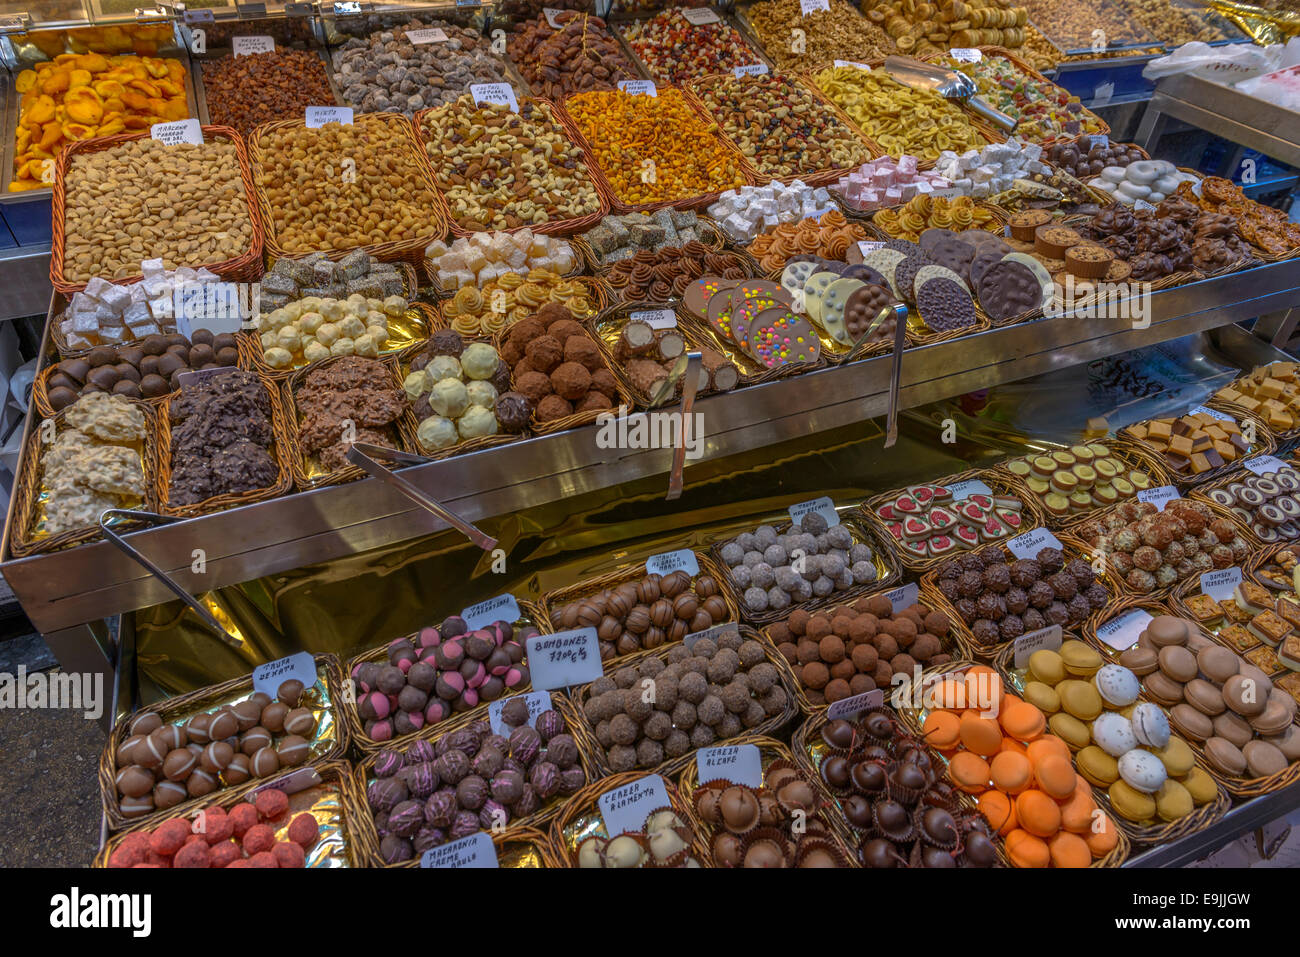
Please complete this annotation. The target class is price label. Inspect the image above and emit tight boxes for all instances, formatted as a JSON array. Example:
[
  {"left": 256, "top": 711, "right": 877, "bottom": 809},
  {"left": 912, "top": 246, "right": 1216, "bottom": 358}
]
[
  {"left": 333, "top": 0, "right": 361, "bottom": 13},
  {"left": 488, "top": 691, "right": 552, "bottom": 735},
  {"left": 252, "top": 652, "right": 316, "bottom": 698},
  {"left": 1097, "top": 608, "right": 1153, "bottom": 651},
  {"left": 1201, "top": 566, "right": 1242, "bottom": 602},
  {"left": 618, "top": 79, "right": 657, "bottom": 96},
  {"left": 599, "top": 774, "right": 668, "bottom": 835},
  {"left": 682, "top": 6, "right": 721, "bottom": 23},
  {"left": 461, "top": 593, "right": 521, "bottom": 631},
  {"left": 1133, "top": 199, "right": 1157, "bottom": 213},
  {"left": 646, "top": 548, "right": 699, "bottom": 577},
  {"left": 800, "top": 0, "right": 830, "bottom": 13},
  {"left": 826, "top": 688, "right": 884, "bottom": 720},
  {"left": 457, "top": 0, "right": 481, "bottom": 6},
  {"left": 1007, "top": 527, "right": 1064, "bottom": 560},
  {"left": 526, "top": 629, "right": 602, "bottom": 690},
  {"left": 543, "top": 6, "right": 566, "bottom": 26},
  {"left": 151, "top": 119, "right": 203, "bottom": 146},
  {"left": 184, "top": 7, "right": 214, "bottom": 24},
  {"left": 834, "top": 59, "right": 871, "bottom": 70},
  {"left": 470, "top": 83, "right": 519, "bottom": 112},
  {"left": 1244, "top": 454, "right": 1287, "bottom": 475},
  {"left": 306, "top": 106, "right": 353, "bottom": 128},
  {"left": 788, "top": 496, "right": 839, "bottom": 527},
  {"left": 1189, "top": 405, "right": 1234, "bottom": 422},
  {"left": 420, "top": 832, "right": 498, "bottom": 868},
  {"left": 1089, "top": 134, "right": 1110, "bottom": 150},
  {"left": 630, "top": 308, "right": 676, "bottom": 329},
  {"left": 857, "top": 241, "right": 884, "bottom": 257},
  {"left": 948, "top": 478, "right": 992, "bottom": 501},
  {"left": 930, "top": 185, "right": 966, "bottom": 199},
  {"left": 685, "top": 622, "right": 739, "bottom": 649},
  {"left": 697, "top": 744, "right": 762, "bottom": 786},
  {"left": 284, "top": 2, "right": 313, "bottom": 15},
  {"left": 949, "top": 48, "right": 982, "bottom": 62},
  {"left": 1092, "top": 81, "right": 1115, "bottom": 107},
  {"left": 733, "top": 63, "right": 769, "bottom": 78},
  {"left": 252, "top": 767, "right": 321, "bottom": 796},
  {"left": 407, "top": 28, "right": 450, "bottom": 43},
  {"left": 883, "top": 581, "right": 919, "bottom": 613},
  {"left": 1137, "top": 485, "right": 1180, "bottom": 510},
  {"left": 1013, "top": 625, "right": 1063, "bottom": 669},
  {"left": 232, "top": 35, "right": 275, "bottom": 56}
]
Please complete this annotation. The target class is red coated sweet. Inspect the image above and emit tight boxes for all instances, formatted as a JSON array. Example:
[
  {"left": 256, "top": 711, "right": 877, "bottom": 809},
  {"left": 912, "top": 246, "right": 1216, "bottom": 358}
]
[
  {"left": 149, "top": 818, "right": 191, "bottom": 855},
  {"left": 209, "top": 840, "right": 242, "bottom": 868},
  {"left": 255, "top": 788, "right": 289, "bottom": 821},
  {"left": 200, "top": 808, "right": 234, "bottom": 844},
  {"left": 247, "top": 851, "right": 278, "bottom": 868},
  {"left": 122, "top": 831, "right": 152, "bottom": 854},
  {"left": 272, "top": 840, "right": 306, "bottom": 869},
  {"left": 287, "top": 812, "right": 320, "bottom": 849},
  {"left": 242, "top": 823, "right": 276, "bottom": 856},
  {"left": 173, "top": 840, "right": 211, "bottom": 869},
  {"left": 145, "top": 850, "right": 173, "bottom": 867},
  {"left": 225, "top": 858, "right": 251, "bottom": 868},
  {"left": 183, "top": 833, "right": 207, "bottom": 847},
  {"left": 107, "top": 842, "right": 147, "bottom": 868},
  {"left": 228, "top": 802, "right": 259, "bottom": 839}
]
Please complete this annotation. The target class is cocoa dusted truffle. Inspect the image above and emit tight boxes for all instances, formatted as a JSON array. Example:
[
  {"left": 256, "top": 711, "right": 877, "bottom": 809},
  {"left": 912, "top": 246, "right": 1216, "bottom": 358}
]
[{"left": 536, "top": 394, "right": 574, "bottom": 422}]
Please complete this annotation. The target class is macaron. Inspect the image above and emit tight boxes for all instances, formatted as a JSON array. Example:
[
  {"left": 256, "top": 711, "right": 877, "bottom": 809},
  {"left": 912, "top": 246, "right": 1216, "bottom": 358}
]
[
  {"left": 1154, "top": 778, "right": 1194, "bottom": 822},
  {"left": 1130, "top": 702, "right": 1171, "bottom": 749},
  {"left": 1181, "top": 766, "right": 1218, "bottom": 805},
  {"left": 1033, "top": 754, "right": 1077, "bottom": 800},
  {"left": 990, "top": 751, "right": 1033, "bottom": 794},
  {"left": 1022, "top": 681, "right": 1060, "bottom": 714},
  {"left": 1006, "top": 828, "right": 1050, "bottom": 868},
  {"left": 1242, "top": 739, "right": 1288, "bottom": 778},
  {"left": 1151, "top": 735, "right": 1195, "bottom": 777},
  {"left": 1060, "top": 640, "right": 1103, "bottom": 677},
  {"left": 1028, "top": 649, "right": 1066, "bottom": 686},
  {"left": 1076, "top": 745, "right": 1120, "bottom": 787},
  {"left": 1091, "top": 712, "right": 1138, "bottom": 757},
  {"left": 1058, "top": 680, "right": 1103, "bottom": 721},
  {"left": 1108, "top": 778, "right": 1157, "bottom": 821},
  {"left": 1204, "top": 736, "right": 1247, "bottom": 777},
  {"left": 1015, "top": 789, "right": 1061, "bottom": 838},
  {"left": 1047, "top": 712, "right": 1090, "bottom": 750},
  {"left": 1170, "top": 703, "right": 1214, "bottom": 742},
  {"left": 1118, "top": 748, "right": 1168, "bottom": 794},
  {"left": 1094, "top": 664, "right": 1141, "bottom": 707}
]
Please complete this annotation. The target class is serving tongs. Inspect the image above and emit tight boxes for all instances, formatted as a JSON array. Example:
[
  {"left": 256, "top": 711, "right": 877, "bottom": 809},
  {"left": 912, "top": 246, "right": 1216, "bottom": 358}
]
[{"left": 883, "top": 56, "right": 1018, "bottom": 133}]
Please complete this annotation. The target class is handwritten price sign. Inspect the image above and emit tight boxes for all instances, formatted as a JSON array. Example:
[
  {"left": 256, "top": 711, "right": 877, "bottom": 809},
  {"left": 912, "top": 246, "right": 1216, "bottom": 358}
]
[
  {"left": 526, "top": 629, "right": 602, "bottom": 690},
  {"left": 252, "top": 652, "right": 316, "bottom": 698},
  {"left": 599, "top": 775, "right": 668, "bottom": 835}
]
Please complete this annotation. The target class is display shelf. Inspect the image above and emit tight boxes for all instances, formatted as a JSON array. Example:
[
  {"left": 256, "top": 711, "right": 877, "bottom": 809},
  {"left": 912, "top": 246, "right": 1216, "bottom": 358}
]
[
  {"left": 4, "top": 259, "right": 1298, "bottom": 637},
  {"left": 0, "top": 242, "right": 52, "bottom": 320},
  {"left": 1125, "top": 780, "right": 1300, "bottom": 867}
]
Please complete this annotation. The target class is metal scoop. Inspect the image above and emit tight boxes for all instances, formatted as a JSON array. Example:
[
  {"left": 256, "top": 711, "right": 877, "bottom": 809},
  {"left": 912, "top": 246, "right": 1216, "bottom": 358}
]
[{"left": 883, "top": 56, "right": 1018, "bottom": 133}]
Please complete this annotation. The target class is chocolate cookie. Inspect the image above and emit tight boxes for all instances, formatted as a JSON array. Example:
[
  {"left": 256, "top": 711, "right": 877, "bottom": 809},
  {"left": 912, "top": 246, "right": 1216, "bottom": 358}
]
[
  {"left": 684, "top": 276, "right": 736, "bottom": 321},
  {"left": 916, "top": 277, "right": 977, "bottom": 332},
  {"left": 884, "top": 238, "right": 922, "bottom": 258},
  {"left": 976, "top": 260, "right": 1043, "bottom": 320},
  {"left": 920, "top": 228, "right": 960, "bottom": 252},
  {"left": 894, "top": 254, "right": 935, "bottom": 305}
]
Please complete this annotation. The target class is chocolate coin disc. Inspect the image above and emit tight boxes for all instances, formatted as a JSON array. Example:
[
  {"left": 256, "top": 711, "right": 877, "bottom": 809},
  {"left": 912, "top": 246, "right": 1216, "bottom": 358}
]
[
  {"left": 916, "top": 276, "right": 977, "bottom": 333},
  {"left": 732, "top": 292, "right": 785, "bottom": 353},
  {"left": 780, "top": 260, "right": 820, "bottom": 300},
  {"left": 840, "top": 263, "right": 888, "bottom": 287},
  {"left": 802, "top": 270, "right": 841, "bottom": 324},
  {"left": 685, "top": 276, "right": 737, "bottom": 322},
  {"left": 920, "top": 227, "right": 960, "bottom": 252},
  {"left": 1001, "top": 253, "right": 1055, "bottom": 306},
  {"left": 705, "top": 286, "right": 740, "bottom": 343},
  {"left": 884, "top": 238, "right": 922, "bottom": 258},
  {"left": 975, "top": 260, "right": 1042, "bottom": 321},
  {"left": 894, "top": 253, "right": 935, "bottom": 305},
  {"left": 861, "top": 249, "right": 908, "bottom": 299},
  {"left": 747, "top": 308, "right": 822, "bottom": 367},
  {"left": 820, "top": 278, "right": 867, "bottom": 345},
  {"left": 970, "top": 243, "right": 1012, "bottom": 287},
  {"left": 844, "top": 283, "right": 896, "bottom": 342}
]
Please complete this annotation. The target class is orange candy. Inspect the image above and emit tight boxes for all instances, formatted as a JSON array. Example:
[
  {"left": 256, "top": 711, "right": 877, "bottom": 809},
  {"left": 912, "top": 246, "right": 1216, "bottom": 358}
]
[
  {"left": 965, "top": 665, "right": 1003, "bottom": 709},
  {"left": 958, "top": 714, "right": 1003, "bottom": 756},
  {"left": 977, "top": 789, "right": 1017, "bottom": 835},
  {"left": 930, "top": 678, "right": 968, "bottom": 710},
  {"left": 922, "top": 710, "right": 960, "bottom": 750},
  {"left": 1000, "top": 700, "right": 1047, "bottom": 740},
  {"left": 949, "top": 751, "right": 991, "bottom": 793},
  {"left": 1015, "top": 789, "right": 1062, "bottom": 838},
  {"left": 1034, "top": 754, "right": 1077, "bottom": 800},
  {"left": 1086, "top": 817, "right": 1120, "bottom": 858},
  {"left": 989, "top": 751, "right": 1033, "bottom": 795},
  {"left": 998, "top": 736, "right": 1028, "bottom": 756},
  {"left": 1048, "top": 831, "right": 1092, "bottom": 868},
  {"left": 1006, "top": 829, "right": 1050, "bottom": 868},
  {"left": 1060, "top": 787, "right": 1097, "bottom": 834},
  {"left": 1026, "top": 735, "right": 1071, "bottom": 766}
]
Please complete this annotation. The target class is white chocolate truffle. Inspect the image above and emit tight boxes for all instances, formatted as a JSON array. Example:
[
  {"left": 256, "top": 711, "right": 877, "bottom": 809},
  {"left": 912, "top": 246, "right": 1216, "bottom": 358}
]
[
  {"left": 330, "top": 337, "right": 355, "bottom": 357},
  {"left": 304, "top": 341, "right": 330, "bottom": 363},
  {"left": 366, "top": 310, "right": 389, "bottom": 329},
  {"left": 260, "top": 331, "right": 277, "bottom": 352},
  {"left": 426, "top": 355, "right": 462, "bottom": 383},
  {"left": 461, "top": 342, "right": 500, "bottom": 380},
  {"left": 366, "top": 324, "right": 389, "bottom": 345},
  {"left": 382, "top": 295, "right": 407, "bottom": 317},
  {"left": 267, "top": 307, "right": 293, "bottom": 330},
  {"left": 298, "top": 311, "right": 325, "bottom": 335},
  {"left": 283, "top": 301, "right": 305, "bottom": 320},
  {"left": 347, "top": 293, "right": 369, "bottom": 312},
  {"left": 457, "top": 404, "right": 498, "bottom": 438},
  {"left": 318, "top": 299, "right": 345, "bottom": 322},
  {"left": 264, "top": 346, "right": 293, "bottom": 369},
  {"left": 465, "top": 380, "right": 498, "bottom": 408},
  {"left": 276, "top": 326, "right": 302, "bottom": 354},
  {"left": 299, "top": 297, "right": 323, "bottom": 314},
  {"left": 429, "top": 378, "right": 469, "bottom": 418},
  {"left": 417, "top": 415, "right": 459, "bottom": 450},
  {"left": 338, "top": 314, "right": 366, "bottom": 340},
  {"left": 315, "top": 322, "right": 340, "bottom": 347},
  {"left": 403, "top": 370, "right": 430, "bottom": 400},
  {"left": 354, "top": 333, "right": 381, "bottom": 358}
]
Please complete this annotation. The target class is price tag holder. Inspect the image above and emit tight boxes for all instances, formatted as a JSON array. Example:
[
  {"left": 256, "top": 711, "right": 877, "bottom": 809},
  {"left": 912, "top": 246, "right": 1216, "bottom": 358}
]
[
  {"left": 252, "top": 651, "right": 316, "bottom": 697},
  {"left": 470, "top": 83, "right": 518, "bottom": 111},
  {"left": 526, "top": 629, "right": 602, "bottom": 690},
  {"left": 788, "top": 496, "right": 839, "bottom": 527},
  {"left": 826, "top": 688, "right": 884, "bottom": 720},
  {"left": 306, "top": 106, "right": 353, "bottom": 128},
  {"left": 232, "top": 35, "right": 275, "bottom": 56},
  {"left": 1013, "top": 625, "right": 1063, "bottom": 669},
  {"left": 685, "top": 622, "right": 739, "bottom": 649},
  {"left": 488, "top": 691, "right": 552, "bottom": 735},
  {"left": 457, "top": 0, "right": 481, "bottom": 6},
  {"left": 800, "top": 0, "right": 829, "bottom": 13},
  {"left": 949, "top": 48, "right": 982, "bottom": 62},
  {"left": 420, "top": 831, "right": 498, "bottom": 868},
  {"left": 1096, "top": 608, "right": 1153, "bottom": 651},
  {"left": 333, "top": 0, "right": 361, "bottom": 13},
  {"left": 682, "top": 6, "right": 721, "bottom": 23},
  {"left": 948, "top": 478, "right": 992, "bottom": 501},
  {"left": 461, "top": 593, "right": 521, "bottom": 631},
  {"left": 1007, "top": 527, "right": 1064, "bottom": 560},
  {"left": 883, "top": 581, "right": 918, "bottom": 613},
  {"left": 1133, "top": 198, "right": 1157, "bottom": 213},
  {"left": 1089, "top": 134, "right": 1110, "bottom": 149},
  {"left": 1189, "top": 405, "right": 1234, "bottom": 422},
  {"left": 599, "top": 774, "right": 668, "bottom": 835},
  {"left": 1137, "top": 485, "right": 1180, "bottom": 510},
  {"left": 929, "top": 185, "right": 966, "bottom": 199},
  {"left": 284, "top": 2, "right": 313, "bottom": 15},
  {"left": 1244, "top": 454, "right": 1287, "bottom": 475},
  {"left": 630, "top": 307, "right": 675, "bottom": 329},
  {"left": 697, "top": 744, "right": 762, "bottom": 786},
  {"left": 184, "top": 7, "right": 214, "bottom": 24},
  {"left": 618, "top": 79, "right": 657, "bottom": 96},
  {"left": 733, "top": 63, "right": 769, "bottom": 78},
  {"left": 1201, "top": 567, "right": 1242, "bottom": 602},
  {"left": 646, "top": 548, "right": 698, "bottom": 577},
  {"left": 151, "top": 119, "right": 203, "bottom": 146},
  {"left": 834, "top": 59, "right": 871, "bottom": 70},
  {"left": 407, "top": 28, "right": 449, "bottom": 43},
  {"left": 857, "top": 241, "right": 884, "bottom": 257}
]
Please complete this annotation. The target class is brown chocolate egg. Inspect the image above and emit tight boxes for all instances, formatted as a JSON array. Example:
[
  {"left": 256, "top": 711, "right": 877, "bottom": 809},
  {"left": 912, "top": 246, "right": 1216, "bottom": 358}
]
[
  {"left": 659, "top": 570, "right": 692, "bottom": 598},
  {"left": 695, "top": 575, "right": 719, "bottom": 598},
  {"left": 625, "top": 607, "right": 651, "bottom": 634},
  {"left": 115, "top": 765, "right": 154, "bottom": 798},
  {"left": 672, "top": 593, "right": 699, "bottom": 621},
  {"left": 649, "top": 598, "right": 674, "bottom": 628},
  {"left": 702, "top": 595, "right": 728, "bottom": 623},
  {"left": 636, "top": 575, "right": 662, "bottom": 604},
  {"left": 690, "top": 609, "right": 713, "bottom": 632},
  {"left": 719, "top": 785, "right": 760, "bottom": 834}
]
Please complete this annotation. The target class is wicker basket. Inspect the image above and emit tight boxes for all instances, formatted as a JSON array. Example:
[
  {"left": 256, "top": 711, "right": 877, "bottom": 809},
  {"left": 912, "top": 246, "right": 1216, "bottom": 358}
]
[
  {"left": 860, "top": 466, "right": 1050, "bottom": 573},
  {"left": 99, "top": 653, "right": 349, "bottom": 832},
  {"left": 891, "top": 660, "right": 1131, "bottom": 867},
  {"left": 357, "top": 820, "right": 555, "bottom": 869},
  {"left": 710, "top": 511, "right": 903, "bottom": 626},
  {"left": 1114, "top": 410, "right": 1275, "bottom": 489},
  {"left": 247, "top": 113, "right": 446, "bottom": 266},
  {"left": 436, "top": 275, "right": 610, "bottom": 335},
  {"left": 1246, "top": 540, "right": 1300, "bottom": 595},
  {"left": 992, "top": 635, "right": 1231, "bottom": 844},
  {"left": 571, "top": 213, "right": 730, "bottom": 275},
  {"left": 424, "top": 249, "right": 586, "bottom": 301},
  {"left": 281, "top": 354, "right": 422, "bottom": 491},
  {"left": 601, "top": 246, "right": 764, "bottom": 307},
  {"left": 565, "top": 626, "right": 801, "bottom": 778},
  {"left": 50, "top": 125, "right": 264, "bottom": 296},
  {"left": 548, "top": 770, "right": 712, "bottom": 866},
  {"left": 676, "top": 733, "right": 861, "bottom": 866},
  {"left": 8, "top": 399, "right": 161, "bottom": 558},
  {"left": 339, "top": 601, "right": 548, "bottom": 754},
  {"left": 1187, "top": 474, "right": 1269, "bottom": 551},
  {"left": 1205, "top": 382, "right": 1300, "bottom": 447},
  {"left": 93, "top": 758, "right": 366, "bottom": 867}
]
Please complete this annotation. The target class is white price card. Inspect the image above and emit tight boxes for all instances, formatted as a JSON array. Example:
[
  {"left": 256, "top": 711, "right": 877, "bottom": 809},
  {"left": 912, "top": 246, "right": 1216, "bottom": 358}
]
[
  {"left": 252, "top": 652, "right": 316, "bottom": 697},
  {"left": 834, "top": 59, "right": 871, "bottom": 70},
  {"left": 1137, "top": 485, "right": 1180, "bottom": 510},
  {"left": 1013, "top": 625, "right": 1063, "bottom": 669},
  {"left": 857, "top": 241, "right": 884, "bottom": 257},
  {"left": 252, "top": 767, "right": 321, "bottom": 796},
  {"left": 630, "top": 308, "right": 676, "bottom": 329},
  {"left": 1133, "top": 198, "right": 1157, "bottom": 213},
  {"left": 1096, "top": 608, "right": 1152, "bottom": 651},
  {"left": 1092, "top": 81, "right": 1115, "bottom": 106},
  {"left": 682, "top": 6, "right": 721, "bottom": 23},
  {"left": 646, "top": 548, "right": 699, "bottom": 577},
  {"left": 949, "top": 48, "right": 982, "bottom": 62},
  {"left": 685, "top": 622, "right": 739, "bottom": 649},
  {"left": 1007, "top": 527, "right": 1064, "bottom": 560},
  {"left": 1089, "top": 134, "right": 1110, "bottom": 149},
  {"left": 733, "top": 63, "right": 769, "bottom": 78},
  {"left": 470, "top": 83, "right": 518, "bottom": 111},
  {"left": 232, "top": 35, "right": 275, "bottom": 55},
  {"left": 173, "top": 281, "right": 247, "bottom": 335},
  {"left": 599, "top": 774, "right": 668, "bottom": 835},
  {"left": 697, "top": 744, "right": 763, "bottom": 786},
  {"left": 420, "top": 831, "right": 498, "bottom": 868},
  {"left": 788, "top": 496, "right": 839, "bottom": 527},
  {"left": 826, "top": 688, "right": 884, "bottom": 720},
  {"left": 1201, "top": 566, "right": 1242, "bottom": 602},
  {"left": 618, "top": 79, "right": 657, "bottom": 96},
  {"left": 1189, "top": 405, "right": 1234, "bottom": 422},
  {"left": 800, "top": 0, "right": 830, "bottom": 13},
  {"left": 526, "top": 628, "right": 602, "bottom": 690},
  {"left": 151, "top": 119, "right": 203, "bottom": 146},
  {"left": 488, "top": 691, "right": 552, "bottom": 735},
  {"left": 406, "top": 27, "right": 449, "bottom": 43},
  {"left": 462, "top": 593, "right": 521, "bottom": 630},
  {"left": 948, "top": 478, "right": 992, "bottom": 501},
  {"left": 1244, "top": 454, "right": 1288, "bottom": 475},
  {"left": 883, "top": 581, "right": 919, "bottom": 614},
  {"left": 306, "top": 106, "right": 353, "bottom": 128},
  {"left": 542, "top": 6, "right": 566, "bottom": 26}
]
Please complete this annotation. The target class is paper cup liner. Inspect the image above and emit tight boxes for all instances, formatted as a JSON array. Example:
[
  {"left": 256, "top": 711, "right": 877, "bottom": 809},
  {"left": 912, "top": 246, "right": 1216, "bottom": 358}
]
[
  {"left": 641, "top": 804, "right": 695, "bottom": 866},
  {"left": 873, "top": 797, "right": 918, "bottom": 843},
  {"left": 709, "top": 829, "right": 746, "bottom": 868},
  {"left": 817, "top": 747, "right": 856, "bottom": 795},
  {"left": 718, "top": 783, "right": 764, "bottom": 836},
  {"left": 794, "top": 836, "right": 852, "bottom": 868},
  {"left": 643, "top": 845, "right": 696, "bottom": 869},
  {"left": 847, "top": 756, "right": 891, "bottom": 798},
  {"left": 859, "top": 833, "right": 911, "bottom": 868},
  {"left": 861, "top": 711, "right": 896, "bottom": 746},
  {"left": 692, "top": 779, "right": 728, "bottom": 827},
  {"left": 884, "top": 762, "right": 923, "bottom": 807},
  {"left": 739, "top": 826, "right": 796, "bottom": 868},
  {"left": 910, "top": 840, "right": 962, "bottom": 868},
  {"left": 591, "top": 831, "right": 652, "bottom": 869},
  {"left": 762, "top": 758, "right": 803, "bottom": 791},
  {"left": 914, "top": 805, "right": 960, "bottom": 851},
  {"left": 572, "top": 834, "right": 608, "bottom": 868}
]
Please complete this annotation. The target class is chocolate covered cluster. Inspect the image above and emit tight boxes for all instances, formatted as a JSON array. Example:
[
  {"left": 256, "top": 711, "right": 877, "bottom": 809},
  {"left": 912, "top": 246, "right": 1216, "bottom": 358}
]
[
  {"left": 167, "top": 369, "right": 278, "bottom": 506},
  {"left": 1078, "top": 200, "right": 1250, "bottom": 279},
  {"left": 934, "top": 546, "right": 1108, "bottom": 645},
  {"left": 352, "top": 615, "right": 537, "bottom": 742},
  {"left": 367, "top": 702, "right": 585, "bottom": 863}
]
